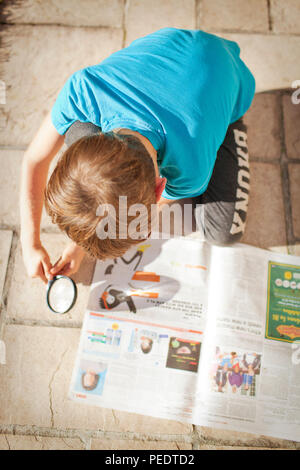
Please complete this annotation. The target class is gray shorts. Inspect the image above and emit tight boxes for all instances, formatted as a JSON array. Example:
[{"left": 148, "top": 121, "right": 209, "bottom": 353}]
[
  {"left": 193, "top": 117, "right": 250, "bottom": 245},
  {"left": 64, "top": 118, "right": 250, "bottom": 246}
]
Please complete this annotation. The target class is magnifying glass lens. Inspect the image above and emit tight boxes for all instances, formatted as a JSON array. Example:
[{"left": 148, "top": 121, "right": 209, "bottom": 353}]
[{"left": 47, "top": 276, "right": 77, "bottom": 314}]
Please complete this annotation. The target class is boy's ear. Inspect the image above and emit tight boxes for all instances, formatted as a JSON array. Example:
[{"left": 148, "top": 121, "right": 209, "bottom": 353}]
[{"left": 155, "top": 177, "right": 167, "bottom": 202}]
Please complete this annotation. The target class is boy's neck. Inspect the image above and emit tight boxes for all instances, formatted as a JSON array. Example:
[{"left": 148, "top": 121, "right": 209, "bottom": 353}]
[{"left": 111, "top": 127, "right": 159, "bottom": 177}]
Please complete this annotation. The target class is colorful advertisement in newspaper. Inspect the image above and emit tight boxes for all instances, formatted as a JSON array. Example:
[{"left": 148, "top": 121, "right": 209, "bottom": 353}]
[{"left": 266, "top": 262, "right": 300, "bottom": 343}]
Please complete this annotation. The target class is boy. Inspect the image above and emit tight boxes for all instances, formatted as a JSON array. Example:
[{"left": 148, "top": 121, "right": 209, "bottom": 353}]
[{"left": 20, "top": 27, "right": 255, "bottom": 284}]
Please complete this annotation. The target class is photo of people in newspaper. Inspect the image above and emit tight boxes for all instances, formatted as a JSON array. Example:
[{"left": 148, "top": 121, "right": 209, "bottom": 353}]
[
  {"left": 128, "top": 328, "right": 162, "bottom": 355},
  {"left": 74, "top": 359, "right": 108, "bottom": 396},
  {"left": 166, "top": 337, "right": 201, "bottom": 373},
  {"left": 210, "top": 347, "right": 261, "bottom": 397}
]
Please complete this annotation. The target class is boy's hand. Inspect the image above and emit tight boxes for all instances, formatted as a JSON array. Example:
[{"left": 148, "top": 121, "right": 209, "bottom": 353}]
[
  {"left": 22, "top": 242, "right": 53, "bottom": 284},
  {"left": 50, "top": 241, "right": 86, "bottom": 278}
]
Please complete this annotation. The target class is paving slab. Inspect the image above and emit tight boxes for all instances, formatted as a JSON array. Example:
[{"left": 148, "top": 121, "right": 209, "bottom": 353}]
[
  {"left": 0, "top": 0, "right": 123, "bottom": 27},
  {"left": 0, "top": 435, "right": 9, "bottom": 449},
  {"left": 0, "top": 324, "right": 102, "bottom": 428},
  {"left": 0, "top": 230, "right": 12, "bottom": 300},
  {"left": 125, "top": 0, "right": 195, "bottom": 47},
  {"left": 288, "top": 164, "right": 300, "bottom": 238},
  {"left": 91, "top": 439, "right": 192, "bottom": 450},
  {"left": 241, "top": 162, "right": 287, "bottom": 251},
  {"left": 0, "top": 434, "right": 85, "bottom": 450},
  {"left": 282, "top": 94, "right": 300, "bottom": 160},
  {"left": 196, "top": 427, "right": 297, "bottom": 449},
  {"left": 0, "top": 25, "right": 123, "bottom": 147},
  {"left": 96, "top": 410, "right": 192, "bottom": 436},
  {"left": 244, "top": 93, "right": 281, "bottom": 160},
  {"left": 270, "top": 0, "right": 300, "bottom": 34},
  {"left": 7, "top": 232, "right": 95, "bottom": 324},
  {"left": 0, "top": 324, "right": 191, "bottom": 434},
  {"left": 215, "top": 33, "right": 300, "bottom": 93},
  {"left": 0, "top": 149, "right": 23, "bottom": 228},
  {"left": 197, "top": 0, "right": 269, "bottom": 32},
  {"left": 0, "top": 147, "right": 68, "bottom": 230}
]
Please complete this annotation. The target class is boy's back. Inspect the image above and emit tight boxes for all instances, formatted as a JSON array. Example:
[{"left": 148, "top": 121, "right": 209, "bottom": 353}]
[{"left": 51, "top": 27, "right": 255, "bottom": 199}]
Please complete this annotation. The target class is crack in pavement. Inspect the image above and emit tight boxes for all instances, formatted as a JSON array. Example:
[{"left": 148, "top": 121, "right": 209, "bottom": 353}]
[
  {"left": 4, "top": 434, "right": 10, "bottom": 450},
  {"left": 48, "top": 348, "right": 69, "bottom": 428},
  {"left": 111, "top": 409, "right": 119, "bottom": 427}
]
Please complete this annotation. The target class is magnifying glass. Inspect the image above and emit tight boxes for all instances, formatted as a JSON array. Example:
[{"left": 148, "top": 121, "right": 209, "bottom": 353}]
[{"left": 46, "top": 275, "right": 77, "bottom": 314}]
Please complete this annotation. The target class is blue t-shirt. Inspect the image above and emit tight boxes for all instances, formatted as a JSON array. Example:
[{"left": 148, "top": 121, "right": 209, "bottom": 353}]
[{"left": 51, "top": 28, "right": 255, "bottom": 199}]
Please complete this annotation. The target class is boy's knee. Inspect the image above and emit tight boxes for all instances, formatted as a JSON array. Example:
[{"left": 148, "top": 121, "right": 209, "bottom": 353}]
[
  {"left": 204, "top": 228, "right": 243, "bottom": 246},
  {"left": 193, "top": 203, "right": 245, "bottom": 246}
]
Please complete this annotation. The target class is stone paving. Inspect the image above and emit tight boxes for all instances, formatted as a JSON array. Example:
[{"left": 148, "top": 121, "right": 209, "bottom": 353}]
[{"left": 0, "top": 0, "right": 300, "bottom": 451}]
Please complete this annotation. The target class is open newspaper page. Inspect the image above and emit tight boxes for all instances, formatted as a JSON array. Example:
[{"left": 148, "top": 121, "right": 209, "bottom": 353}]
[
  {"left": 69, "top": 236, "right": 211, "bottom": 422},
  {"left": 195, "top": 243, "right": 300, "bottom": 441}
]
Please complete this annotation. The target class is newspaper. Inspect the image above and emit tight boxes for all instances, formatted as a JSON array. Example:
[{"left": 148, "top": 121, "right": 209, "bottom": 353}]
[{"left": 69, "top": 236, "right": 300, "bottom": 442}]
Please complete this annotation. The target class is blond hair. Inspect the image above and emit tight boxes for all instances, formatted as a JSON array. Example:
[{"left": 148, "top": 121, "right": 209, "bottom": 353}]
[{"left": 44, "top": 132, "right": 156, "bottom": 259}]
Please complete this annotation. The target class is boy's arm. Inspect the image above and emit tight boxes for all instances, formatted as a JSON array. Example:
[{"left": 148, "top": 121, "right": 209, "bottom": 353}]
[
  {"left": 20, "top": 111, "right": 65, "bottom": 282},
  {"left": 20, "top": 111, "right": 64, "bottom": 245}
]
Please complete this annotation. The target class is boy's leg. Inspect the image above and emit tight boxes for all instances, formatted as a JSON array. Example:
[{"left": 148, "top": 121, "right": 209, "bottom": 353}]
[
  {"left": 64, "top": 121, "right": 102, "bottom": 148},
  {"left": 193, "top": 117, "right": 250, "bottom": 245}
]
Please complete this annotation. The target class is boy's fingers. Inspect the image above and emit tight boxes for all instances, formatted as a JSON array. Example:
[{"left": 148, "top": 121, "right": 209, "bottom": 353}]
[
  {"left": 42, "top": 258, "right": 53, "bottom": 281},
  {"left": 50, "top": 256, "right": 61, "bottom": 270},
  {"left": 50, "top": 256, "right": 65, "bottom": 275},
  {"left": 58, "top": 262, "right": 72, "bottom": 276},
  {"left": 38, "top": 264, "right": 48, "bottom": 284}
]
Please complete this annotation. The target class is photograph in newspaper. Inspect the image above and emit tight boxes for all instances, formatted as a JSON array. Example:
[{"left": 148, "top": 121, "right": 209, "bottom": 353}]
[
  {"left": 210, "top": 347, "right": 261, "bottom": 397},
  {"left": 69, "top": 309, "right": 203, "bottom": 422},
  {"left": 74, "top": 359, "right": 108, "bottom": 396},
  {"left": 86, "top": 237, "right": 210, "bottom": 331},
  {"left": 166, "top": 337, "right": 201, "bottom": 373}
]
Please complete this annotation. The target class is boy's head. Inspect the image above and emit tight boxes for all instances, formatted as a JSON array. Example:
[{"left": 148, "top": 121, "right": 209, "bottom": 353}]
[
  {"left": 45, "top": 132, "right": 163, "bottom": 260},
  {"left": 81, "top": 371, "right": 99, "bottom": 391},
  {"left": 140, "top": 337, "right": 153, "bottom": 354}
]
